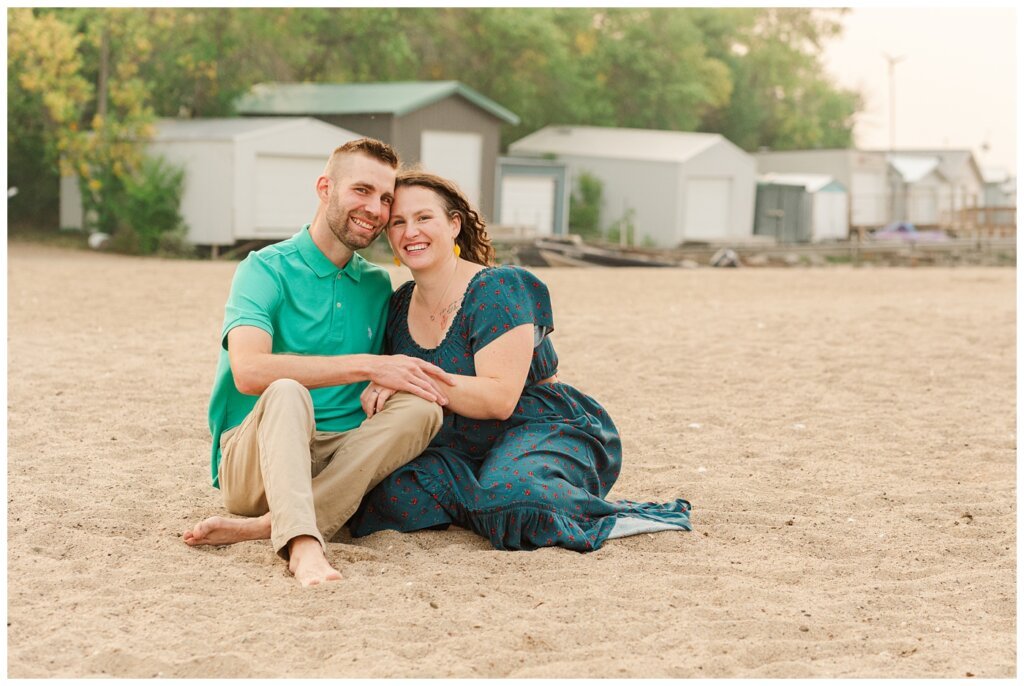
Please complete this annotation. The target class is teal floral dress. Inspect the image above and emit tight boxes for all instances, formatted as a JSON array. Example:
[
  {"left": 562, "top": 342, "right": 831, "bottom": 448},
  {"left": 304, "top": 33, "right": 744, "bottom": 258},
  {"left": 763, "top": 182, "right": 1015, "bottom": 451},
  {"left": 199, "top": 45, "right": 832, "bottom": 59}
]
[{"left": 349, "top": 265, "right": 691, "bottom": 551}]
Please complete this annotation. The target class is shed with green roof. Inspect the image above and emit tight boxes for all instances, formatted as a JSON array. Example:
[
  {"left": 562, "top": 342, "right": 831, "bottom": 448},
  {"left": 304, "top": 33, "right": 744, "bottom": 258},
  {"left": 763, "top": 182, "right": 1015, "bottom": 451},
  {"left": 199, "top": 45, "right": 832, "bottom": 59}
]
[{"left": 236, "top": 81, "right": 520, "bottom": 219}]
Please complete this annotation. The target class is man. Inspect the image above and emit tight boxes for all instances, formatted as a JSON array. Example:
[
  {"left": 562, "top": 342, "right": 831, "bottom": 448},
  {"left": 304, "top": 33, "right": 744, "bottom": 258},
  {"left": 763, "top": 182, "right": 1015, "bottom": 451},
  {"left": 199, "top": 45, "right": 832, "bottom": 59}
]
[{"left": 184, "top": 138, "right": 452, "bottom": 586}]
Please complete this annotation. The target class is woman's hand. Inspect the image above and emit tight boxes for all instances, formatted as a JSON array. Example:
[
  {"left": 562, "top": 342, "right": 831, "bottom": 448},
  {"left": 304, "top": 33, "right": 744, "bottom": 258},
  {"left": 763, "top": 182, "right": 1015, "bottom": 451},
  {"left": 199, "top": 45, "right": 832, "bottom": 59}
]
[
  {"left": 367, "top": 354, "right": 454, "bottom": 405},
  {"left": 360, "top": 382, "right": 397, "bottom": 419}
]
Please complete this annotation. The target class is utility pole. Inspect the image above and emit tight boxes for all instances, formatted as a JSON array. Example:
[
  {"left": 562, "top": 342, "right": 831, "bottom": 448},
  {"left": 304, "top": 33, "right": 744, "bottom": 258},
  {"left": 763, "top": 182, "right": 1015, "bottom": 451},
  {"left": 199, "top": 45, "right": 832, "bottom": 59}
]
[{"left": 883, "top": 52, "right": 907, "bottom": 150}]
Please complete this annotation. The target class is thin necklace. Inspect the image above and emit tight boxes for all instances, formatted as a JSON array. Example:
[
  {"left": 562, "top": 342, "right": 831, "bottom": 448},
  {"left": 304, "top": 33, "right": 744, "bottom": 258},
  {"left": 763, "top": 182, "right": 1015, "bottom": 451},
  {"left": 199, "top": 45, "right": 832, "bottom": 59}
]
[{"left": 418, "top": 258, "right": 460, "bottom": 323}]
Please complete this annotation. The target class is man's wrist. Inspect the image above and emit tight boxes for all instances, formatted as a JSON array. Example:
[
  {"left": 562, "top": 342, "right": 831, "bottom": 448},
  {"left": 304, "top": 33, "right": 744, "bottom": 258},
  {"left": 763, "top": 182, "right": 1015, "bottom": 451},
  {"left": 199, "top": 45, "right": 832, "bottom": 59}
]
[{"left": 351, "top": 354, "right": 378, "bottom": 382}]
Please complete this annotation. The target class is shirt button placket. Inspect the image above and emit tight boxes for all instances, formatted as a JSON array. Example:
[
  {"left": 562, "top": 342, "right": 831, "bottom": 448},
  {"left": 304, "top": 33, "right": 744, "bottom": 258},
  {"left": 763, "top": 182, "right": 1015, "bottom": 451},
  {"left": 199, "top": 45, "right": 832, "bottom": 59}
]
[{"left": 333, "top": 273, "right": 346, "bottom": 341}]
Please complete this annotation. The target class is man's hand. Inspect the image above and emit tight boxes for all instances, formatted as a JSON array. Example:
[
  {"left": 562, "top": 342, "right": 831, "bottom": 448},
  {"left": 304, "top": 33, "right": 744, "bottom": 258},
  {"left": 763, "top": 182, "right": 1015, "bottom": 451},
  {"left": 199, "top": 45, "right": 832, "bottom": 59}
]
[
  {"left": 360, "top": 382, "right": 397, "bottom": 419},
  {"left": 367, "top": 355, "right": 455, "bottom": 405}
]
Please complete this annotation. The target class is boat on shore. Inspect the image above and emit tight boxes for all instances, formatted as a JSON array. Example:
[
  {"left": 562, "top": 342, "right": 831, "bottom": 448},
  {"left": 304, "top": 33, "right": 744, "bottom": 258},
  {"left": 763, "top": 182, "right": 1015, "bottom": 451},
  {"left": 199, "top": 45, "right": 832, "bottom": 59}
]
[{"left": 523, "top": 236, "right": 680, "bottom": 268}]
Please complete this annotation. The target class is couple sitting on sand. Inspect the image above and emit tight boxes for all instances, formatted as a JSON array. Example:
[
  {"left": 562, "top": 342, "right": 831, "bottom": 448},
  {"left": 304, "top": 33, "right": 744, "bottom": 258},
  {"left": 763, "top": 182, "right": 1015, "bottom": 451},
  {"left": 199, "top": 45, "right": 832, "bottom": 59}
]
[{"left": 184, "top": 138, "right": 691, "bottom": 585}]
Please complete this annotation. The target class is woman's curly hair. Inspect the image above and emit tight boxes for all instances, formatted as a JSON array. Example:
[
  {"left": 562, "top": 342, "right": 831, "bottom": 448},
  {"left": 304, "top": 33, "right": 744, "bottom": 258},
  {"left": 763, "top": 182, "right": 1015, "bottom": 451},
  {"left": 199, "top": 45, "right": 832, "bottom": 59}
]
[{"left": 394, "top": 169, "right": 496, "bottom": 266}]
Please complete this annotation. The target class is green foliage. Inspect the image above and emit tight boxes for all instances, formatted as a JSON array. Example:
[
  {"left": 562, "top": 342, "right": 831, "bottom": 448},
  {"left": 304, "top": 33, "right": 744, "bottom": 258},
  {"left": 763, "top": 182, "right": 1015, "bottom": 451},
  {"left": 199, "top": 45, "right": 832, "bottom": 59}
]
[
  {"left": 569, "top": 172, "right": 603, "bottom": 239},
  {"left": 107, "top": 155, "right": 187, "bottom": 255},
  {"left": 7, "top": 7, "right": 863, "bottom": 234},
  {"left": 695, "top": 8, "right": 861, "bottom": 150},
  {"left": 582, "top": 10, "right": 732, "bottom": 132},
  {"left": 606, "top": 207, "right": 637, "bottom": 246},
  {"left": 7, "top": 9, "right": 93, "bottom": 225}
]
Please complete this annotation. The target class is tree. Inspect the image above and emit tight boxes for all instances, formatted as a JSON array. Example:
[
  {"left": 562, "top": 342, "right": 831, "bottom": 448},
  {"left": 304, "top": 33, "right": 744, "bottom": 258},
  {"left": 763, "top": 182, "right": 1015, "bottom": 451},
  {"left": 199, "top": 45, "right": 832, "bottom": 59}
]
[
  {"left": 8, "top": 7, "right": 864, "bottom": 232},
  {"left": 695, "top": 8, "right": 861, "bottom": 150},
  {"left": 7, "top": 8, "right": 93, "bottom": 225},
  {"left": 584, "top": 9, "right": 732, "bottom": 133},
  {"left": 61, "top": 8, "right": 157, "bottom": 236},
  {"left": 8, "top": 8, "right": 189, "bottom": 252},
  {"left": 569, "top": 172, "right": 603, "bottom": 238},
  {"left": 401, "top": 8, "right": 589, "bottom": 147}
]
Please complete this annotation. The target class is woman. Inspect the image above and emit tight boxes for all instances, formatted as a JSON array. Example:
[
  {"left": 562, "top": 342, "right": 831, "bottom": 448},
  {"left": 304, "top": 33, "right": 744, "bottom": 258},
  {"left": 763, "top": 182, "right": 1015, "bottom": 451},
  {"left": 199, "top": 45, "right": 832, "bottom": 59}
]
[{"left": 349, "top": 171, "right": 691, "bottom": 551}]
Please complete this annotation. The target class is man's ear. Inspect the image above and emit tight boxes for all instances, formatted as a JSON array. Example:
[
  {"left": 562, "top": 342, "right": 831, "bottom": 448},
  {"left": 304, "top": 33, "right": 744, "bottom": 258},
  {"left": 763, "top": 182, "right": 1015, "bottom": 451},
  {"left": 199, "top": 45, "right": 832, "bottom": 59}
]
[{"left": 315, "top": 175, "right": 331, "bottom": 202}]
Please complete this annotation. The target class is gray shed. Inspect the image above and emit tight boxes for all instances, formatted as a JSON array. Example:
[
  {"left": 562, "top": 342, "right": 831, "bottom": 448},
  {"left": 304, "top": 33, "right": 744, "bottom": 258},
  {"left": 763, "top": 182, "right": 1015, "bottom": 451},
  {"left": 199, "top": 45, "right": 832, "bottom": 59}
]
[
  {"left": 235, "top": 81, "right": 521, "bottom": 220},
  {"left": 509, "top": 125, "right": 756, "bottom": 247},
  {"left": 754, "top": 173, "right": 849, "bottom": 243},
  {"left": 755, "top": 149, "right": 891, "bottom": 231},
  {"left": 60, "top": 117, "right": 362, "bottom": 247},
  {"left": 886, "top": 155, "right": 949, "bottom": 227},
  {"left": 870, "top": 148, "right": 985, "bottom": 216},
  {"left": 494, "top": 157, "right": 570, "bottom": 237},
  {"left": 982, "top": 166, "right": 1015, "bottom": 207}
]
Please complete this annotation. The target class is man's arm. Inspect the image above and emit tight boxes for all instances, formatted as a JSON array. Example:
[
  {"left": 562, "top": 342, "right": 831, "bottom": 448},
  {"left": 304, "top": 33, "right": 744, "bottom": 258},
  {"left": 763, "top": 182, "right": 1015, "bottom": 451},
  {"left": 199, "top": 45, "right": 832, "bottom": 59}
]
[
  {"left": 228, "top": 326, "right": 455, "bottom": 404},
  {"left": 362, "top": 324, "right": 534, "bottom": 420}
]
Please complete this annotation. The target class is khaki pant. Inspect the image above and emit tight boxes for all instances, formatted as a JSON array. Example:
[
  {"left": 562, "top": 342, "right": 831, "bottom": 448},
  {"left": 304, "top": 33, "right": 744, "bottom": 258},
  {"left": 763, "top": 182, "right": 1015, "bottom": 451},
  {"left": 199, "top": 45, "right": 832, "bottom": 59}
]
[{"left": 218, "top": 378, "right": 443, "bottom": 557}]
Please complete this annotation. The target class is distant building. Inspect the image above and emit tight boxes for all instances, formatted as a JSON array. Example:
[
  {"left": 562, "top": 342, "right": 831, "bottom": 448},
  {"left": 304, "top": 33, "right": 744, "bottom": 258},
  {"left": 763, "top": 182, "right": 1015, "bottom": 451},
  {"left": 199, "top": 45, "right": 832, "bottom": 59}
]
[
  {"left": 494, "top": 157, "right": 570, "bottom": 238},
  {"left": 61, "top": 117, "right": 363, "bottom": 247},
  {"left": 870, "top": 148, "right": 986, "bottom": 220},
  {"left": 509, "top": 125, "right": 756, "bottom": 247},
  {"left": 755, "top": 147, "right": 988, "bottom": 231},
  {"left": 235, "top": 81, "right": 521, "bottom": 219},
  {"left": 886, "top": 154, "right": 949, "bottom": 227},
  {"left": 755, "top": 149, "right": 890, "bottom": 231},
  {"left": 981, "top": 166, "right": 1015, "bottom": 207},
  {"left": 754, "top": 173, "right": 849, "bottom": 242}
]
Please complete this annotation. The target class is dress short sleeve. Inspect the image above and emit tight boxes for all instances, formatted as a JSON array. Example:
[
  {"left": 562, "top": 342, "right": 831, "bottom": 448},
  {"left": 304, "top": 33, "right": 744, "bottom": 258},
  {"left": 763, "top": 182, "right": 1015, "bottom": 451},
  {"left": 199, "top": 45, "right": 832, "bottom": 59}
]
[{"left": 467, "top": 266, "right": 554, "bottom": 353}]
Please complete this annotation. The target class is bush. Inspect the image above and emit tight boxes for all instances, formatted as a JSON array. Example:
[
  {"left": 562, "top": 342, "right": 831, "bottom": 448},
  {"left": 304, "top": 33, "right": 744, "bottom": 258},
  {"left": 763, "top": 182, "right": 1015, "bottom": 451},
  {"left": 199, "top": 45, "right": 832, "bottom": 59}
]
[
  {"left": 569, "top": 172, "right": 603, "bottom": 240},
  {"left": 606, "top": 207, "right": 636, "bottom": 246},
  {"left": 113, "top": 155, "right": 188, "bottom": 255}
]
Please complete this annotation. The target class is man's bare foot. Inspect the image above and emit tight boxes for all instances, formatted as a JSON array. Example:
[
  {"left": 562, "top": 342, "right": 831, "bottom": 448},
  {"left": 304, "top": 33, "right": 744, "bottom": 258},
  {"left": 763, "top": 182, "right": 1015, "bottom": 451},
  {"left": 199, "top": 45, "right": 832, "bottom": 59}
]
[
  {"left": 183, "top": 513, "right": 271, "bottom": 547},
  {"left": 287, "top": 536, "right": 342, "bottom": 587}
]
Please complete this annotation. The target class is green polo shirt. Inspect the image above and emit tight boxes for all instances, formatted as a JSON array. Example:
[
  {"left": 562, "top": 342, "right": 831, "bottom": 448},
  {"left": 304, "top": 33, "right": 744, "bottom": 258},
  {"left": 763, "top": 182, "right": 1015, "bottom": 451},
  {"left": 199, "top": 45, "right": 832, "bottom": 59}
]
[{"left": 207, "top": 225, "right": 392, "bottom": 487}]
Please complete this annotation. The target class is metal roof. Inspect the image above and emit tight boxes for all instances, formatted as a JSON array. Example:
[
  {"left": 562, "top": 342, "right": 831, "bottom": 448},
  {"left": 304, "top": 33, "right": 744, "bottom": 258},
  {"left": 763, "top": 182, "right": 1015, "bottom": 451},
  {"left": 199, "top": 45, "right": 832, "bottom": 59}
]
[
  {"left": 235, "top": 81, "right": 520, "bottom": 125},
  {"left": 509, "top": 125, "right": 727, "bottom": 164},
  {"left": 887, "top": 154, "right": 944, "bottom": 183},
  {"left": 981, "top": 166, "right": 1011, "bottom": 184},
  {"left": 868, "top": 148, "right": 983, "bottom": 184},
  {"left": 151, "top": 117, "right": 356, "bottom": 141},
  {"left": 758, "top": 172, "right": 844, "bottom": 193}
]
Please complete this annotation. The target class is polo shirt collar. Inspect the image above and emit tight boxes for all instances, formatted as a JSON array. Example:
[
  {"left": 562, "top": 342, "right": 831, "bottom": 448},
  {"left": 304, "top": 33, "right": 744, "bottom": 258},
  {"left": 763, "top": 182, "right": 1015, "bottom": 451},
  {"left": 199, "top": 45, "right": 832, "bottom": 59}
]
[{"left": 296, "top": 224, "right": 364, "bottom": 282}]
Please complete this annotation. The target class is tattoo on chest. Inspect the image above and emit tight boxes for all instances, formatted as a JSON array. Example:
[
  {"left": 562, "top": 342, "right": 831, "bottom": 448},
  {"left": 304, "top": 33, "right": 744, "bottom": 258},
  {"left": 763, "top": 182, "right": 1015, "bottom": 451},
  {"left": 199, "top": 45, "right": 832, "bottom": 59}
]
[{"left": 433, "top": 299, "right": 461, "bottom": 328}]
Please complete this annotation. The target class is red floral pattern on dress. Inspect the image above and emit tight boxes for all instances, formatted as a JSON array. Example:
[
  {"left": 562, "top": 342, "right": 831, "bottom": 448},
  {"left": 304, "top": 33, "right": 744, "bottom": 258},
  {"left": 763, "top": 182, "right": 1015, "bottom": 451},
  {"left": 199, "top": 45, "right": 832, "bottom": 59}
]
[{"left": 349, "top": 265, "right": 691, "bottom": 551}]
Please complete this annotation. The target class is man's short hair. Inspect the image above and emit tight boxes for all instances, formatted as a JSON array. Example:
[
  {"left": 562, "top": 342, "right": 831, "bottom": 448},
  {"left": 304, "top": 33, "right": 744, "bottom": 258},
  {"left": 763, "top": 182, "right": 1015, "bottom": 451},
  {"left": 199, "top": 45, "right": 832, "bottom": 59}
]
[{"left": 325, "top": 138, "right": 400, "bottom": 178}]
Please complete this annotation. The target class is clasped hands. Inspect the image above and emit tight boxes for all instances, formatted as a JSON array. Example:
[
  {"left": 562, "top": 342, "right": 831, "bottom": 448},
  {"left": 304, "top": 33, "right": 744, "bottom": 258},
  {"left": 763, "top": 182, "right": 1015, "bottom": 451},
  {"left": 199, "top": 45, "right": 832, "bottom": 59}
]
[{"left": 360, "top": 354, "right": 456, "bottom": 418}]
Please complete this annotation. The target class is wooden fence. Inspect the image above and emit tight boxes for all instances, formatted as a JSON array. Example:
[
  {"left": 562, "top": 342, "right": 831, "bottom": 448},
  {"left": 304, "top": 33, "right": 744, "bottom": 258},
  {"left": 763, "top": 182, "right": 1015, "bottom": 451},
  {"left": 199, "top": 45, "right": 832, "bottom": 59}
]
[{"left": 942, "top": 206, "right": 1017, "bottom": 238}]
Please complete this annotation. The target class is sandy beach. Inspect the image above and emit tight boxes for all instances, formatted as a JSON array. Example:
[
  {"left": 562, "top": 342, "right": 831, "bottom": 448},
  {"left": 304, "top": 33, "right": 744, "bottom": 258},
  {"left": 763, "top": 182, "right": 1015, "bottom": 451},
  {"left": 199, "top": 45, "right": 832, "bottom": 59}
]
[{"left": 6, "top": 240, "right": 1015, "bottom": 677}]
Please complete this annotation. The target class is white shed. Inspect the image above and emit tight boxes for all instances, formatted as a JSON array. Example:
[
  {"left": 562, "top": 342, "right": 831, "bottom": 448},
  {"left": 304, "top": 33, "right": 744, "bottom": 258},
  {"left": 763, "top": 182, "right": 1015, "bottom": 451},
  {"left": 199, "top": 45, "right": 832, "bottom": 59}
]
[
  {"left": 508, "top": 125, "right": 756, "bottom": 247},
  {"left": 60, "top": 117, "right": 363, "bottom": 246},
  {"left": 757, "top": 173, "right": 849, "bottom": 241},
  {"left": 494, "top": 157, "right": 570, "bottom": 238},
  {"left": 887, "top": 155, "right": 950, "bottom": 227},
  {"left": 755, "top": 149, "right": 891, "bottom": 230},
  {"left": 982, "top": 166, "right": 1015, "bottom": 207},
  {"left": 871, "top": 148, "right": 985, "bottom": 218}
]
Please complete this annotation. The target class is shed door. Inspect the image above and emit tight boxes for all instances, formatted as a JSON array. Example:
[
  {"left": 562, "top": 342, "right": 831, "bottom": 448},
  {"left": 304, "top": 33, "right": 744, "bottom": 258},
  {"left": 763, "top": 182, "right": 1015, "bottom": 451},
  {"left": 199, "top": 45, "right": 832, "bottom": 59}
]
[
  {"left": 811, "top": 191, "right": 849, "bottom": 241},
  {"left": 683, "top": 177, "right": 731, "bottom": 241},
  {"left": 754, "top": 183, "right": 807, "bottom": 243},
  {"left": 907, "top": 183, "right": 940, "bottom": 225},
  {"left": 254, "top": 155, "right": 321, "bottom": 236},
  {"left": 851, "top": 171, "right": 887, "bottom": 227},
  {"left": 420, "top": 131, "right": 482, "bottom": 208},
  {"left": 499, "top": 175, "right": 555, "bottom": 236}
]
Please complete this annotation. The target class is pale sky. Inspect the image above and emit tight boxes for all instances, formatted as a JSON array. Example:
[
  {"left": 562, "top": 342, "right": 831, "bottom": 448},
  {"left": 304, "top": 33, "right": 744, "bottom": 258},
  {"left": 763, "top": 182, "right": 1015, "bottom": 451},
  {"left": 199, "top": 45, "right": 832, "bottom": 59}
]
[{"left": 821, "top": 6, "right": 1017, "bottom": 176}]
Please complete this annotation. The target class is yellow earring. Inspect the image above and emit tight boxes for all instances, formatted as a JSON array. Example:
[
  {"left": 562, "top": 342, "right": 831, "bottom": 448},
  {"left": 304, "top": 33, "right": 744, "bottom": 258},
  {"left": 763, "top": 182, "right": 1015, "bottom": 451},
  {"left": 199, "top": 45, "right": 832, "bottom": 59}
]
[
  {"left": 393, "top": 256, "right": 401, "bottom": 266},
  {"left": 454, "top": 244, "right": 461, "bottom": 257}
]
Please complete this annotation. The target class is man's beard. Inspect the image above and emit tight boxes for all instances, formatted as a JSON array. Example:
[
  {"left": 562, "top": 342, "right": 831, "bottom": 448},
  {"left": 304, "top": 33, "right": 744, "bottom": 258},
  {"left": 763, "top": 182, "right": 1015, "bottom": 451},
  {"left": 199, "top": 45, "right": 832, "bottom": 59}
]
[{"left": 325, "top": 198, "right": 381, "bottom": 251}]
